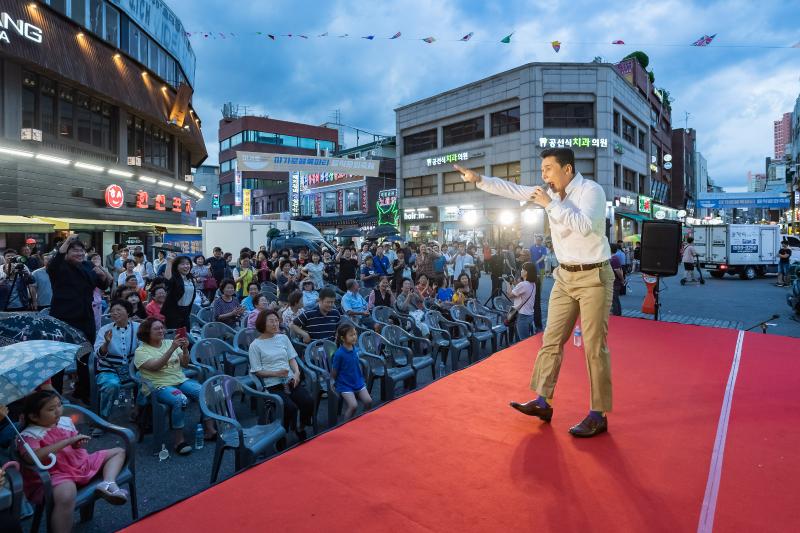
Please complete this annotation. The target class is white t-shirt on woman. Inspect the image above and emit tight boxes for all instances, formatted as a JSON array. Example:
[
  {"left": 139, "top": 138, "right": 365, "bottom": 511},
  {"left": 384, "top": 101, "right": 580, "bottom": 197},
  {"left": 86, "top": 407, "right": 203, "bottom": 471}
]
[
  {"left": 511, "top": 281, "right": 536, "bottom": 316},
  {"left": 248, "top": 334, "right": 298, "bottom": 388}
]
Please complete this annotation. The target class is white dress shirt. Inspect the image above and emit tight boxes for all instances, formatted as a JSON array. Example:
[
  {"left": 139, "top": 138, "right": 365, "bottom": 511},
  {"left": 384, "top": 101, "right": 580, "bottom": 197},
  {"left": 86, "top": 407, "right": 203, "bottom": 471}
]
[
  {"left": 476, "top": 173, "right": 610, "bottom": 264},
  {"left": 453, "top": 252, "right": 475, "bottom": 279}
]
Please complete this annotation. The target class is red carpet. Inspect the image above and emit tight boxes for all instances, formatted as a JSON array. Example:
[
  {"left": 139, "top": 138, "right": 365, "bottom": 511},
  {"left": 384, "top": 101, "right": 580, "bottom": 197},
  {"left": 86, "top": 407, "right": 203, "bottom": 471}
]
[{"left": 124, "top": 318, "right": 797, "bottom": 533}]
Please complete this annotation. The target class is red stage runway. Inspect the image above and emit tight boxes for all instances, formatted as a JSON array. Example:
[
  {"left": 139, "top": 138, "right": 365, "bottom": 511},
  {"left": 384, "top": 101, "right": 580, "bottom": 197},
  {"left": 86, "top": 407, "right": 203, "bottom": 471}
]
[{"left": 124, "top": 317, "right": 797, "bottom": 533}]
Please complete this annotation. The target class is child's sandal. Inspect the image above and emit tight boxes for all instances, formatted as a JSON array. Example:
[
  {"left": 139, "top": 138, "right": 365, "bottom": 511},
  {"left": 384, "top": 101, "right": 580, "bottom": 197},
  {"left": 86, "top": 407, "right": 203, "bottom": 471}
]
[{"left": 95, "top": 481, "right": 128, "bottom": 505}]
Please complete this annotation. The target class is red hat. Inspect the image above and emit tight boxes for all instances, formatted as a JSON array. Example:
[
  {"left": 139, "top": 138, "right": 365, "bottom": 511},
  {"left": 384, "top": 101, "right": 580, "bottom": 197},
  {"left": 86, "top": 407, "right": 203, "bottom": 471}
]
[{"left": 25, "top": 238, "right": 36, "bottom": 244}]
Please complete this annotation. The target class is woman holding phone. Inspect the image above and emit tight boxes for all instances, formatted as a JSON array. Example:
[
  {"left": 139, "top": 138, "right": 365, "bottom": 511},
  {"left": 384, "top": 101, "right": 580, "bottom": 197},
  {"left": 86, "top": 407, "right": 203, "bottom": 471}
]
[{"left": 161, "top": 255, "right": 197, "bottom": 331}]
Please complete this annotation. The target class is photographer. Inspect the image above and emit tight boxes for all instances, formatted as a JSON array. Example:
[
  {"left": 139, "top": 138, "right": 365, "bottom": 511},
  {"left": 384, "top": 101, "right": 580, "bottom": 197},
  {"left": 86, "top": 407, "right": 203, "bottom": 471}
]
[{"left": 1, "top": 249, "right": 37, "bottom": 311}]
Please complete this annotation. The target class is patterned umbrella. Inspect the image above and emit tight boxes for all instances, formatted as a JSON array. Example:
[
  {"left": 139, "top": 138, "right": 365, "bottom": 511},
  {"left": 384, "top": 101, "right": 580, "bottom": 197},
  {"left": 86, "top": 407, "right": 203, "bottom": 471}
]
[
  {"left": 0, "top": 313, "right": 88, "bottom": 345},
  {"left": 0, "top": 340, "right": 81, "bottom": 404}
]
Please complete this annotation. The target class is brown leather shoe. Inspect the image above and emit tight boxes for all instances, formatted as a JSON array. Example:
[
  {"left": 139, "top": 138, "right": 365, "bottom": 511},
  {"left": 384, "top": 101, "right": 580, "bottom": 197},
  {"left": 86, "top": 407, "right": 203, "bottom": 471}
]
[
  {"left": 568, "top": 415, "right": 608, "bottom": 438},
  {"left": 509, "top": 400, "right": 553, "bottom": 422}
]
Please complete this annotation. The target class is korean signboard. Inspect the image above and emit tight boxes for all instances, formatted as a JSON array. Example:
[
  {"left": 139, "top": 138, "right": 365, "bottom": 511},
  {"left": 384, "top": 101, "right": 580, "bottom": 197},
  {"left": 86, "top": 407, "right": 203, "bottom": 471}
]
[
  {"left": 426, "top": 152, "right": 469, "bottom": 167},
  {"left": 237, "top": 151, "right": 380, "bottom": 177},
  {"left": 638, "top": 195, "right": 652, "bottom": 214},
  {"left": 538, "top": 137, "right": 608, "bottom": 149},
  {"left": 134, "top": 190, "right": 192, "bottom": 214},
  {"left": 242, "top": 189, "right": 252, "bottom": 217},
  {"left": 303, "top": 172, "right": 364, "bottom": 190},
  {"left": 234, "top": 171, "right": 242, "bottom": 207},
  {"left": 377, "top": 189, "right": 399, "bottom": 227},
  {"left": 0, "top": 11, "right": 43, "bottom": 45}
]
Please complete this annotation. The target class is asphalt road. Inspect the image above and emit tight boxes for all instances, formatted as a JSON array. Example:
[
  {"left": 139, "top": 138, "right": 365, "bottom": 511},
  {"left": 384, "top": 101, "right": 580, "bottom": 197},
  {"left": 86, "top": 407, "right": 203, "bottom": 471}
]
[{"left": 34, "top": 268, "right": 797, "bottom": 532}]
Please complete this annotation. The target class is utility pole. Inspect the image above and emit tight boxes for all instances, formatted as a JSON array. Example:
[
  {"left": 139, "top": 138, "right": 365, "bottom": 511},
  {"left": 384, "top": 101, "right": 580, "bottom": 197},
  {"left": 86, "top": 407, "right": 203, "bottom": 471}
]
[{"left": 684, "top": 111, "right": 691, "bottom": 130}]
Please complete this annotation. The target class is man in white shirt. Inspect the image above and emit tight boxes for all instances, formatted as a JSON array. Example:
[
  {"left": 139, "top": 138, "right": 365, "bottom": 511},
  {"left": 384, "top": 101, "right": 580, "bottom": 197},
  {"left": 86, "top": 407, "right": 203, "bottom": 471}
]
[
  {"left": 452, "top": 242, "right": 475, "bottom": 280},
  {"left": 454, "top": 147, "right": 614, "bottom": 438}
]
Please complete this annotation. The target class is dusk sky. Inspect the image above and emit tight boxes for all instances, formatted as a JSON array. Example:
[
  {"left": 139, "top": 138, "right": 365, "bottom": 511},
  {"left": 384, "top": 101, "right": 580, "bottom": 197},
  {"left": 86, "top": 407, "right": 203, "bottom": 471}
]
[{"left": 169, "top": 0, "right": 800, "bottom": 192}]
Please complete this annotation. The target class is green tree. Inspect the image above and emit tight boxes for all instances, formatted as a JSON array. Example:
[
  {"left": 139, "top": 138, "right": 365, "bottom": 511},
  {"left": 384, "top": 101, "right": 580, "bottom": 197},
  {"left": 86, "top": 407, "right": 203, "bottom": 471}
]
[{"left": 623, "top": 51, "right": 650, "bottom": 69}]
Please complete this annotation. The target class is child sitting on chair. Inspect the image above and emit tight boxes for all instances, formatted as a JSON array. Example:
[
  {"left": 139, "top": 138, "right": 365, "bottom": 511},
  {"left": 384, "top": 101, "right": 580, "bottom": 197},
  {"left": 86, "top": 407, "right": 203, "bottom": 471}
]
[{"left": 331, "top": 323, "right": 372, "bottom": 420}]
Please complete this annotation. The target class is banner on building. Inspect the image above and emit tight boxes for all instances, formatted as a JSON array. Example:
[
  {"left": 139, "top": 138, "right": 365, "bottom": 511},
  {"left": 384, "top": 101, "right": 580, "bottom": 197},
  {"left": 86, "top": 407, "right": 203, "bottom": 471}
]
[
  {"left": 242, "top": 188, "right": 252, "bottom": 216},
  {"left": 289, "top": 172, "right": 301, "bottom": 217},
  {"left": 234, "top": 171, "right": 243, "bottom": 207},
  {"left": 236, "top": 151, "right": 380, "bottom": 177},
  {"left": 697, "top": 193, "right": 790, "bottom": 209}
]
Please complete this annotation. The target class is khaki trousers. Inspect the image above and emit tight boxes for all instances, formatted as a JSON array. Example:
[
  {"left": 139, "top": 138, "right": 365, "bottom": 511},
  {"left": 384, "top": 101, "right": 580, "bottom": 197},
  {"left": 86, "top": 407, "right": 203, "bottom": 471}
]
[{"left": 530, "top": 264, "right": 614, "bottom": 412}]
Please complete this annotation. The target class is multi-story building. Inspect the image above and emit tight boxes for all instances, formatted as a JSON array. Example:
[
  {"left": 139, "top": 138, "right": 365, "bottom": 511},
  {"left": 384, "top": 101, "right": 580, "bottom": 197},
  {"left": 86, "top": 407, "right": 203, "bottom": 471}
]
[
  {"left": 670, "top": 128, "right": 696, "bottom": 210},
  {"left": 693, "top": 151, "right": 709, "bottom": 218},
  {"left": 773, "top": 112, "right": 792, "bottom": 159},
  {"left": 217, "top": 114, "right": 338, "bottom": 216},
  {"left": 0, "top": 0, "right": 206, "bottom": 255},
  {"left": 395, "top": 61, "right": 654, "bottom": 244},
  {"left": 191, "top": 164, "right": 219, "bottom": 221},
  {"left": 296, "top": 137, "right": 397, "bottom": 240}
]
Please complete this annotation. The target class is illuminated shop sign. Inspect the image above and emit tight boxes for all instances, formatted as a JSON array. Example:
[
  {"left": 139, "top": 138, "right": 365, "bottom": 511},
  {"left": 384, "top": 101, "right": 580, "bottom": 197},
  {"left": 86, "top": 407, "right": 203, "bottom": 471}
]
[
  {"left": 234, "top": 171, "right": 242, "bottom": 207},
  {"left": 538, "top": 137, "right": 608, "bottom": 149},
  {"left": 105, "top": 185, "right": 125, "bottom": 209},
  {"left": 0, "top": 12, "right": 43, "bottom": 45},
  {"left": 303, "top": 172, "right": 364, "bottom": 190},
  {"left": 289, "top": 172, "right": 301, "bottom": 217},
  {"left": 403, "top": 208, "right": 436, "bottom": 221},
  {"left": 377, "top": 189, "right": 399, "bottom": 227},
  {"left": 242, "top": 189, "right": 251, "bottom": 217},
  {"left": 134, "top": 190, "right": 192, "bottom": 213},
  {"left": 638, "top": 195, "right": 652, "bottom": 214},
  {"left": 426, "top": 152, "right": 469, "bottom": 167}
]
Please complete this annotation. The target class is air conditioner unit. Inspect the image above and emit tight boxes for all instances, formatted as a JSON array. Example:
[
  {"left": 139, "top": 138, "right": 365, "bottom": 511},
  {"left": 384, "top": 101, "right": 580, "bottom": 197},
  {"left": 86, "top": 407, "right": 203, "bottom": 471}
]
[{"left": 21, "top": 128, "right": 43, "bottom": 142}]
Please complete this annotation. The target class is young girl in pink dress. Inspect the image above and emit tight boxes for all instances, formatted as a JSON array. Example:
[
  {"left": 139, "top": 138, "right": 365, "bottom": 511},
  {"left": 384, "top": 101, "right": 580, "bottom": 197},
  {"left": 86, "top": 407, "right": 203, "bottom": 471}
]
[{"left": 18, "top": 391, "right": 128, "bottom": 533}]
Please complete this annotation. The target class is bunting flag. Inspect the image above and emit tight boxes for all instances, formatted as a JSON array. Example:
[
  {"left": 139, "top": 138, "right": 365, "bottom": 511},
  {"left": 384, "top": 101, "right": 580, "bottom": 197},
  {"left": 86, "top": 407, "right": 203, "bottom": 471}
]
[
  {"left": 390, "top": 32, "right": 401, "bottom": 39},
  {"left": 363, "top": 35, "right": 375, "bottom": 40},
  {"left": 612, "top": 40, "right": 625, "bottom": 44},
  {"left": 268, "top": 34, "right": 275, "bottom": 40},
  {"left": 422, "top": 36, "right": 436, "bottom": 43},
  {"left": 692, "top": 34, "right": 716, "bottom": 46},
  {"left": 460, "top": 32, "right": 474, "bottom": 42},
  {"left": 500, "top": 33, "right": 513, "bottom": 44},
  {"left": 318, "top": 32, "right": 328, "bottom": 37},
  {"left": 339, "top": 33, "right": 349, "bottom": 38},
  {"left": 551, "top": 40, "right": 561, "bottom": 52}
]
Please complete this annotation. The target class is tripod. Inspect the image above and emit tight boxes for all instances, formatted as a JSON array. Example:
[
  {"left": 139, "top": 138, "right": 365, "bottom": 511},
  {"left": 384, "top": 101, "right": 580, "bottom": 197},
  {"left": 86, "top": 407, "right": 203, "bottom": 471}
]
[{"left": 483, "top": 255, "right": 517, "bottom": 308}]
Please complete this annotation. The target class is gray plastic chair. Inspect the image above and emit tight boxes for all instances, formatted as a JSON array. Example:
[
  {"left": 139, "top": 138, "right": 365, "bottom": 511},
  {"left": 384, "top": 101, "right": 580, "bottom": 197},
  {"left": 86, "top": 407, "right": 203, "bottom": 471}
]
[
  {"left": 427, "top": 310, "right": 471, "bottom": 371},
  {"left": 201, "top": 321, "right": 238, "bottom": 344},
  {"left": 301, "top": 339, "right": 342, "bottom": 430},
  {"left": 0, "top": 462, "right": 23, "bottom": 527},
  {"left": 450, "top": 305, "right": 493, "bottom": 361},
  {"left": 260, "top": 281, "right": 279, "bottom": 296},
  {"left": 195, "top": 306, "right": 215, "bottom": 325},
  {"left": 492, "top": 296, "right": 516, "bottom": 343},
  {"left": 190, "top": 338, "right": 252, "bottom": 382},
  {"left": 465, "top": 299, "right": 509, "bottom": 352},
  {"left": 358, "top": 330, "right": 415, "bottom": 401},
  {"left": 371, "top": 305, "right": 419, "bottom": 334},
  {"left": 200, "top": 375, "right": 286, "bottom": 484},
  {"left": 88, "top": 351, "right": 137, "bottom": 418},
  {"left": 233, "top": 327, "right": 259, "bottom": 353},
  {"left": 381, "top": 324, "right": 436, "bottom": 381},
  {"left": 20, "top": 403, "right": 138, "bottom": 531}
]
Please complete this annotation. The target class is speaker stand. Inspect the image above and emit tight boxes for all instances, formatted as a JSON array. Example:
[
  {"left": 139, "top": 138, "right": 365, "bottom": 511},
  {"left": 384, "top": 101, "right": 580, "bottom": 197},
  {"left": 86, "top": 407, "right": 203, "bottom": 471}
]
[{"left": 653, "top": 275, "right": 661, "bottom": 322}]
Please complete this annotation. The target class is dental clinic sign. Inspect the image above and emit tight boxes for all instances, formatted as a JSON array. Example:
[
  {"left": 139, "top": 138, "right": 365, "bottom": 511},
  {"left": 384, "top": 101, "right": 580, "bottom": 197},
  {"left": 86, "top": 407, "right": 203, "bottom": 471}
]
[{"left": 0, "top": 12, "right": 43, "bottom": 45}]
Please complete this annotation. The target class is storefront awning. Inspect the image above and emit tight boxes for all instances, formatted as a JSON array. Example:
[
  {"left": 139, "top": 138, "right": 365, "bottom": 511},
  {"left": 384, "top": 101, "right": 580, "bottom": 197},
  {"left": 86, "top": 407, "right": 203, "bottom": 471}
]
[
  {"left": 154, "top": 224, "right": 202, "bottom": 235},
  {"left": 37, "top": 217, "right": 156, "bottom": 232},
  {"left": 619, "top": 213, "right": 650, "bottom": 223},
  {"left": 0, "top": 216, "right": 55, "bottom": 233}
]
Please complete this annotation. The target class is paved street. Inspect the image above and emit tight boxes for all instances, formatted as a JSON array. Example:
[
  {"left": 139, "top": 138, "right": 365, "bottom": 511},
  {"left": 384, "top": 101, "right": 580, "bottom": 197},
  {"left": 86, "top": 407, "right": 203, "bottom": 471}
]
[{"left": 58, "top": 268, "right": 797, "bottom": 532}]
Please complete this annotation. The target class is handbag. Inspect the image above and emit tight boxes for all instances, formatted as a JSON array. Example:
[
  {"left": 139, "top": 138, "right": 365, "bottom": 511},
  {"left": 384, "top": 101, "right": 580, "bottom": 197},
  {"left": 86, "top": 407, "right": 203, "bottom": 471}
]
[
  {"left": 204, "top": 276, "right": 218, "bottom": 290},
  {"left": 505, "top": 283, "right": 534, "bottom": 326}
]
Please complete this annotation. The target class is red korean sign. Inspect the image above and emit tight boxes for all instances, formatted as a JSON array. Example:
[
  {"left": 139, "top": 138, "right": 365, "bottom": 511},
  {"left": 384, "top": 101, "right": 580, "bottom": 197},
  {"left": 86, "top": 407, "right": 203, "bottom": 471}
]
[
  {"left": 105, "top": 184, "right": 125, "bottom": 209},
  {"left": 134, "top": 190, "right": 192, "bottom": 213}
]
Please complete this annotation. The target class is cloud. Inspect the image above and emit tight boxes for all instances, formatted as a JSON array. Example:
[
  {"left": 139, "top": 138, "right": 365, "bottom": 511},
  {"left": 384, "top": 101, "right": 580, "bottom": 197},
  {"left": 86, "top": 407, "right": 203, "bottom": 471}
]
[{"left": 169, "top": 0, "right": 800, "bottom": 190}]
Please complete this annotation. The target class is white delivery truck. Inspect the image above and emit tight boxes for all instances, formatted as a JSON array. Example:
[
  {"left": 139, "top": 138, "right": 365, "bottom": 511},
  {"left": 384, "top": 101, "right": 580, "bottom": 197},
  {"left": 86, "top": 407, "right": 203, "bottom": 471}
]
[
  {"left": 692, "top": 224, "right": 781, "bottom": 280},
  {"left": 201, "top": 216, "right": 335, "bottom": 258}
]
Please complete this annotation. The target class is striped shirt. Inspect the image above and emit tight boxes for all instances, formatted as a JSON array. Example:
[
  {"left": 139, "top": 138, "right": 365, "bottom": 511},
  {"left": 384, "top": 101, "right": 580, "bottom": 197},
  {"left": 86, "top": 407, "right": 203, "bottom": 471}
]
[
  {"left": 93, "top": 321, "right": 140, "bottom": 372},
  {"left": 293, "top": 306, "right": 341, "bottom": 341}
]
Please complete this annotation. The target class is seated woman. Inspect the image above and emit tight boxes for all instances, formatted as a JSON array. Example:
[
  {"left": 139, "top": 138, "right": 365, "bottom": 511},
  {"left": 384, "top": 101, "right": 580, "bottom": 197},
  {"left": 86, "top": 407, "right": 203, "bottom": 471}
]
[
  {"left": 247, "top": 294, "right": 272, "bottom": 329},
  {"left": 240, "top": 282, "right": 261, "bottom": 313},
  {"left": 145, "top": 285, "right": 167, "bottom": 321},
  {"left": 280, "top": 290, "right": 304, "bottom": 333},
  {"left": 93, "top": 300, "right": 139, "bottom": 426},
  {"left": 457, "top": 273, "right": 473, "bottom": 300},
  {"left": 212, "top": 278, "right": 245, "bottom": 328},
  {"left": 415, "top": 273, "right": 433, "bottom": 299},
  {"left": 248, "top": 310, "right": 314, "bottom": 441},
  {"left": 133, "top": 317, "right": 216, "bottom": 455}
]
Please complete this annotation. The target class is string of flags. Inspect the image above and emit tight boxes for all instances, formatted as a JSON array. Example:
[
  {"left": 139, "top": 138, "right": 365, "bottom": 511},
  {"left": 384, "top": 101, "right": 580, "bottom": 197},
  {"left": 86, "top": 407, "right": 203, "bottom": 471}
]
[{"left": 183, "top": 30, "right": 800, "bottom": 50}]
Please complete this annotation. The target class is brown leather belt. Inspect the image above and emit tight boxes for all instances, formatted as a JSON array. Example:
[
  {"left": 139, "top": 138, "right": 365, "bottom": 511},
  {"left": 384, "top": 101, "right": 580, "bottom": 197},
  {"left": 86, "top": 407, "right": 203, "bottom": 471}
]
[{"left": 559, "top": 260, "right": 609, "bottom": 272}]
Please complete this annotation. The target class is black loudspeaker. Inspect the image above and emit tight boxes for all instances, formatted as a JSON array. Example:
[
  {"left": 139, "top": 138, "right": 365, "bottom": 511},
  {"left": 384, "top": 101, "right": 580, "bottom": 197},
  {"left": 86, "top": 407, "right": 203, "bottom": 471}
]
[{"left": 640, "top": 220, "right": 683, "bottom": 276}]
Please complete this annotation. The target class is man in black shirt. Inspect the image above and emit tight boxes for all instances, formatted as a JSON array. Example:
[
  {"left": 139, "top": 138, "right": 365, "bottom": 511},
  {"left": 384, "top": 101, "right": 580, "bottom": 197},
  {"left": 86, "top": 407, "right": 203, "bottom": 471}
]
[
  {"left": 777, "top": 241, "right": 793, "bottom": 287},
  {"left": 207, "top": 246, "right": 229, "bottom": 285}
]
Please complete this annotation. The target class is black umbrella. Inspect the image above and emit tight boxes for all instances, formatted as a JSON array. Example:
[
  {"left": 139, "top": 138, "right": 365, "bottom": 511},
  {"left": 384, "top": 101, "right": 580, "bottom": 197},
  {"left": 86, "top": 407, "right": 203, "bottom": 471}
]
[
  {"left": 336, "top": 228, "right": 363, "bottom": 238},
  {"left": 366, "top": 225, "right": 400, "bottom": 240},
  {"left": 385, "top": 235, "right": 404, "bottom": 242},
  {"left": 0, "top": 313, "right": 88, "bottom": 346},
  {"left": 152, "top": 242, "right": 183, "bottom": 253}
]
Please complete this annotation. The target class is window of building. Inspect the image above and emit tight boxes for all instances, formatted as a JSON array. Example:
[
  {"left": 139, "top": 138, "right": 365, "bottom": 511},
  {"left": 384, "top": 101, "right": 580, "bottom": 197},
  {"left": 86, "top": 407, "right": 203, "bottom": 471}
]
[
  {"left": 50, "top": 0, "right": 67, "bottom": 16},
  {"left": 277, "top": 198, "right": 287, "bottom": 212},
  {"left": 319, "top": 140, "right": 336, "bottom": 152},
  {"left": 443, "top": 117, "right": 484, "bottom": 147},
  {"left": 323, "top": 192, "right": 338, "bottom": 214},
  {"left": 299, "top": 137, "right": 317, "bottom": 150},
  {"left": 638, "top": 130, "right": 646, "bottom": 150},
  {"left": 88, "top": 0, "right": 103, "bottom": 35},
  {"left": 405, "top": 175, "right": 436, "bottom": 196},
  {"left": 544, "top": 102, "right": 594, "bottom": 128},
  {"left": 403, "top": 129, "right": 437, "bottom": 155},
  {"left": 230, "top": 132, "right": 243, "bottom": 147},
  {"left": 301, "top": 195, "right": 315, "bottom": 216},
  {"left": 491, "top": 107, "right": 520, "bottom": 136},
  {"left": 639, "top": 174, "right": 647, "bottom": 195},
  {"left": 70, "top": 0, "right": 86, "bottom": 25},
  {"left": 443, "top": 167, "right": 483, "bottom": 193},
  {"left": 613, "top": 110, "right": 620, "bottom": 134},
  {"left": 59, "top": 86, "right": 74, "bottom": 139},
  {"left": 614, "top": 163, "right": 621, "bottom": 188},
  {"left": 104, "top": 4, "right": 120, "bottom": 46},
  {"left": 90, "top": 99, "right": 103, "bottom": 147},
  {"left": 127, "top": 115, "right": 173, "bottom": 170},
  {"left": 491, "top": 162, "right": 521, "bottom": 184},
  {"left": 623, "top": 168, "right": 636, "bottom": 192},
  {"left": 622, "top": 118, "right": 636, "bottom": 144},
  {"left": 21, "top": 71, "right": 37, "bottom": 130},
  {"left": 219, "top": 182, "right": 234, "bottom": 194},
  {"left": 129, "top": 25, "right": 142, "bottom": 62},
  {"left": 220, "top": 138, "right": 231, "bottom": 152},
  {"left": 575, "top": 159, "right": 595, "bottom": 181},
  {"left": 40, "top": 78, "right": 57, "bottom": 136},
  {"left": 75, "top": 93, "right": 91, "bottom": 144},
  {"left": 345, "top": 189, "right": 361, "bottom": 212}
]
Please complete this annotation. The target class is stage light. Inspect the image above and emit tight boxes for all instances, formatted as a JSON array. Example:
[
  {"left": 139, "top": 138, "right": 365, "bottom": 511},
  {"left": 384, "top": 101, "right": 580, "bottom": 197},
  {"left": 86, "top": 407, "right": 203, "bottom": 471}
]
[
  {"left": 464, "top": 210, "right": 477, "bottom": 226},
  {"left": 36, "top": 154, "right": 70, "bottom": 165},
  {"left": 522, "top": 209, "right": 538, "bottom": 225},
  {"left": 499, "top": 210, "right": 514, "bottom": 226}
]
